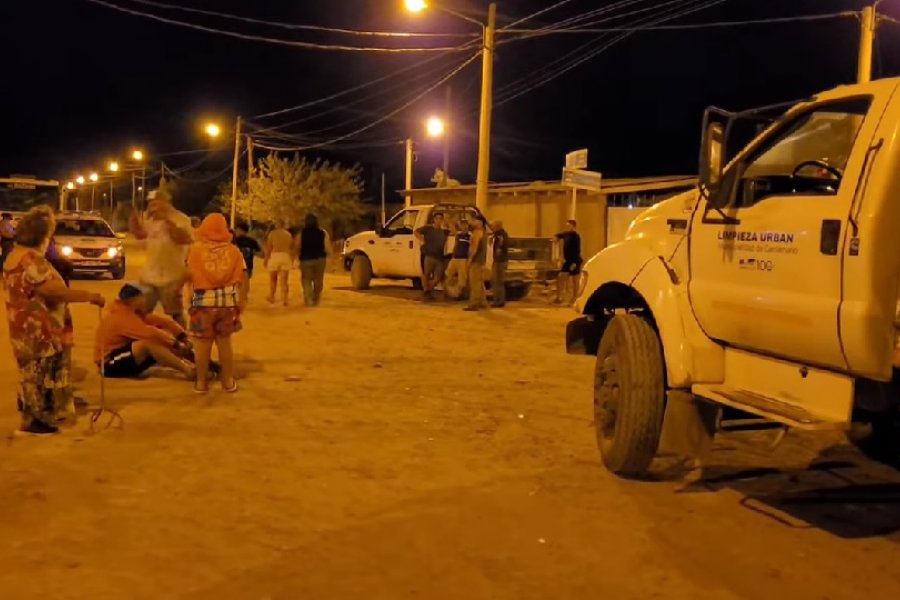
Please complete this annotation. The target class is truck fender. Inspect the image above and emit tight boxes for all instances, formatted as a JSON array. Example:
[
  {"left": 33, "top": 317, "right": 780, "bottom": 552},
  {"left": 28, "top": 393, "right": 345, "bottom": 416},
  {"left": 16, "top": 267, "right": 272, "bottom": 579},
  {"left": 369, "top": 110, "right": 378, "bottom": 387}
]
[{"left": 576, "top": 243, "right": 722, "bottom": 388}]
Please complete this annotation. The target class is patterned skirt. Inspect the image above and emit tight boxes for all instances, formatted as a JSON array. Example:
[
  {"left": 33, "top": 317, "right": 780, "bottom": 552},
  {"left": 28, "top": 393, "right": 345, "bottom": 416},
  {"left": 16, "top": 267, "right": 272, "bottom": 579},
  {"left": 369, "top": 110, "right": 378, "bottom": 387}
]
[{"left": 16, "top": 352, "right": 72, "bottom": 428}]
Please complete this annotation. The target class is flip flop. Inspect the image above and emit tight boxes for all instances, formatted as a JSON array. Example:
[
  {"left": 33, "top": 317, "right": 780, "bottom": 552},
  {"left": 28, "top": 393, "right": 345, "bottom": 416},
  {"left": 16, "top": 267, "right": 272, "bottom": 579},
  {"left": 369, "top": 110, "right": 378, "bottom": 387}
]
[
  {"left": 222, "top": 380, "right": 239, "bottom": 393},
  {"left": 193, "top": 386, "right": 209, "bottom": 394}
]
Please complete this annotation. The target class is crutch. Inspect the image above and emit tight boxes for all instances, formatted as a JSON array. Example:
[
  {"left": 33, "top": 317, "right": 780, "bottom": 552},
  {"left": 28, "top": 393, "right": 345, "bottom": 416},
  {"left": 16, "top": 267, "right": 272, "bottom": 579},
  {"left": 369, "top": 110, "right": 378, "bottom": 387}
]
[{"left": 90, "top": 305, "right": 123, "bottom": 432}]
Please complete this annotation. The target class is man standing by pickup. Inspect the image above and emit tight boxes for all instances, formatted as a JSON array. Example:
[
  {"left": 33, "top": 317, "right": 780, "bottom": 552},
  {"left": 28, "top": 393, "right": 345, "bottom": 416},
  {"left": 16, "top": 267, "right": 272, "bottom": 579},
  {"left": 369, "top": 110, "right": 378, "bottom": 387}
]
[
  {"left": 490, "top": 220, "right": 509, "bottom": 308},
  {"left": 444, "top": 218, "right": 470, "bottom": 300},
  {"left": 555, "top": 219, "right": 583, "bottom": 305},
  {"left": 464, "top": 218, "right": 488, "bottom": 311},
  {"left": 415, "top": 212, "right": 448, "bottom": 301}
]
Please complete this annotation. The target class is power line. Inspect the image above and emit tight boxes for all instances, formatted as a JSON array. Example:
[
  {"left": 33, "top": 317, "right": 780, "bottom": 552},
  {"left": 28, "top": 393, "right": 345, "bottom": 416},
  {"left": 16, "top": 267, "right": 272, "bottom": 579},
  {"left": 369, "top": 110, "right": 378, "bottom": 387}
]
[
  {"left": 251, "top": 52, "right": 481, "bottom": 152},
  {"left": 503, "top": 0, "right": 581, "bottom": 30},
  {"left": 505, "top": 11, "right": 854, "bottom": 35},
  {"left": 494, "top": 0, "right": 727, "bottom": 108},
  {"left": 250, "top": 53, "right": 476, "bottom": 141},
  {"left": 252, "top": 39, "right": 481, "bottom": 120},
  {"left": 127, "top": 0, "right": 479, "bottom": 38},
  {"left": 84, "top": 0, "right": 475, "bottom": 52}
]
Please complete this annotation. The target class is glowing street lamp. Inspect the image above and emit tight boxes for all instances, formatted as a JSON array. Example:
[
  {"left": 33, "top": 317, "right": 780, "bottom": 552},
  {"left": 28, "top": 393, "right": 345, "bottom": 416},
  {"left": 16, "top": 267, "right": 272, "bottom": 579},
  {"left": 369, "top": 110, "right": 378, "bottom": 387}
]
[
  {"left": 89, "top": 173, "right": 99, "bottom": 183},
  {"left": 205, "top": 122, "right": 222, "bottom": 138},
  {"left": 108, "top": 161, "right": 120, "bottom": 172},
  {"left": 76, "top": 175, "right": 85, "bottom": 185},
  {"left": 404, "top": 0, "right": 427, "bottom": 12},
  {"left": 425, "top": 116, "right": 446, "bottom": 138},
  {"left": 132, "top": 149, "right": 144, "bottom": 161},
  {"left": 65, "top": 181, "right": 75, "bottom": 190}
]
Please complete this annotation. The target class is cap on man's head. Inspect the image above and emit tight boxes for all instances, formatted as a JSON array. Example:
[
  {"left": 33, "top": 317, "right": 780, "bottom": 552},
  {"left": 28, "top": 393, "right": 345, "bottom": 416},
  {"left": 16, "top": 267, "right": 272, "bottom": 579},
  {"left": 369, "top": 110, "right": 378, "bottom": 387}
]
[{"left": 118, "top": 282, "right": 152, "bottom": 301}]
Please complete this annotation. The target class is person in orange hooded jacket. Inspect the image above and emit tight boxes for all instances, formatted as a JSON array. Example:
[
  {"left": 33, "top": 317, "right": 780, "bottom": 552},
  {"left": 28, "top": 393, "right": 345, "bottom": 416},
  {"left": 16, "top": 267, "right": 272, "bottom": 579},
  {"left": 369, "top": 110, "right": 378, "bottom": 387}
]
[{"left": 186, "top": 213, "right": 248, "bottom": 393}]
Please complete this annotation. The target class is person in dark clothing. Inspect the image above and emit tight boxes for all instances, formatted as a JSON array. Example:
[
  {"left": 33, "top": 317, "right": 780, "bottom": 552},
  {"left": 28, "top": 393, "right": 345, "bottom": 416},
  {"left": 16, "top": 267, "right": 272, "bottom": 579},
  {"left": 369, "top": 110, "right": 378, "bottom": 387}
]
[
  {"left": 490, "top": 220, "right": 510, "bottom": 307},
  {"left": 414, "top": 212, "right": 449, "bottom": 300},
  {"left": 295, "top": 213, "right": 331, "bottom": 306},
  {"left": 232, "top": 224, "right": 262, "bottom": 280},
  {"left": 444, "top": 219, "right": 470, "bottom": 300},
  {"left": 555, "top": 219, "right": 583, "bottom": 305},
  {"left": 464, "top": 218, "right": 488, "bottom": 311}
]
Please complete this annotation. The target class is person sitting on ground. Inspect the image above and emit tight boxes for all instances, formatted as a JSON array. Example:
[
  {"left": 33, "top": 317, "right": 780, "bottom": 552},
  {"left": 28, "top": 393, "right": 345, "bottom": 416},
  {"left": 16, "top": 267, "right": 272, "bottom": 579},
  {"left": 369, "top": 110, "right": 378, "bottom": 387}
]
[
  {"left": 187, "top": 213, "right": 248, "bottom": 393},
  {"left": 94, "top": 283, "right": 200, "bottom": 380}
]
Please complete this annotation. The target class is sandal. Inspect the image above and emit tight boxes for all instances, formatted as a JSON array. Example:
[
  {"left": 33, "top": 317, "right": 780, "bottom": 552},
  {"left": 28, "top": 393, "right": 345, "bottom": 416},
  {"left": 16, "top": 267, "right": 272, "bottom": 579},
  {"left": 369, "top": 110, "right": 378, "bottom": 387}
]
[
  {"left": 193, "top": 385, "right": 209, "bottom": 394},
  {"left": 222, "top": 380, "right": 239, "bottom": 393}
]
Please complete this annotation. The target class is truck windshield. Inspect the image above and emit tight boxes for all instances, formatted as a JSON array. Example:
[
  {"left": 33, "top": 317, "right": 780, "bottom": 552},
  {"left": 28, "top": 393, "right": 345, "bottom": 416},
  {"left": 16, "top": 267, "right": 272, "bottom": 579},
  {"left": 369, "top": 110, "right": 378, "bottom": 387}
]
[{"left": 55, "top": 219, "right": 115, "bottom": 238}]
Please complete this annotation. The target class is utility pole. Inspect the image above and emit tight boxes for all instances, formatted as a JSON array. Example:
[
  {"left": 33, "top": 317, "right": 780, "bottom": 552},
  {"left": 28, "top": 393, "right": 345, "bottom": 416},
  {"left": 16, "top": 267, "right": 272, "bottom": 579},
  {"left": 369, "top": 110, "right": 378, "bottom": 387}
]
[
  {"left": 247, "top": 135, "right": 254, "bottom": 189},
  {"left": 474, "top": 3, "right": 497, "bottom": 213},
  {"left": 858, "top": 5, "right": 878, "bottom": 84},
  {"left": 443, "top": 86, "right": 451, "bottom": 178},
  {"left": 230, "top": 116, "right": 242, "bottom": 228},
  {"left": 405, "top": 138, "right": 414, "bottom": 208}
]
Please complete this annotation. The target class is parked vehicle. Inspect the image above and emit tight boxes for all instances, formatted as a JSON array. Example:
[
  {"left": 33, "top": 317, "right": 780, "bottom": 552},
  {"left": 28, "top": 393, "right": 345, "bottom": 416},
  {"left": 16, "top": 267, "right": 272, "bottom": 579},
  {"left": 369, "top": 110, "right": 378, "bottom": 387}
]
[
  {"left": 567, "top": 77, "right": 900, "bottom": 477},
  {"left": 54, "top": 212, "right": 126, "bottom": 279},
  {"left": 342, "top": 203, "right": 555, "bottom": 300}
]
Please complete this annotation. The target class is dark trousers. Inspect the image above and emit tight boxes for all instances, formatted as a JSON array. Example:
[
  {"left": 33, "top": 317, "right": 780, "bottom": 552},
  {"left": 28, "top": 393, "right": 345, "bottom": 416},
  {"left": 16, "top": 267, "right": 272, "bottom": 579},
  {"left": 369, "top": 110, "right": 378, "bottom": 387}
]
[{"left": 492, "top": 260, "right": 507, "bottom": 305}]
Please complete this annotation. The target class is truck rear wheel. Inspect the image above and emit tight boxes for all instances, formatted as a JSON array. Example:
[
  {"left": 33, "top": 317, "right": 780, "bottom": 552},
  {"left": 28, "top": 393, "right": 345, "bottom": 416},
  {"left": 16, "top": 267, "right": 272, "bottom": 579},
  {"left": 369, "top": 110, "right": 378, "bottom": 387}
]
[
  {"left": 350, "top": 255, "right": 372, "bottom": 290},
  {"left": 593, "top": 313, "right": 665, "bottom": 478}
]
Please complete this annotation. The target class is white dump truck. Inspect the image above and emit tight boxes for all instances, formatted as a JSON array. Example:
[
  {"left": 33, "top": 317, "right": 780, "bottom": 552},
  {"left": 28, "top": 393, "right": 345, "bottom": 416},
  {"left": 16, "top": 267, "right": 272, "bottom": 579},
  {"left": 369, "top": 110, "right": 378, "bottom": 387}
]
[
  {"left": 567, "top": 77, "right": 900, "bottom": 477},
  {"left": 342, "top": 203, "right": 556, "bottom": 300}
]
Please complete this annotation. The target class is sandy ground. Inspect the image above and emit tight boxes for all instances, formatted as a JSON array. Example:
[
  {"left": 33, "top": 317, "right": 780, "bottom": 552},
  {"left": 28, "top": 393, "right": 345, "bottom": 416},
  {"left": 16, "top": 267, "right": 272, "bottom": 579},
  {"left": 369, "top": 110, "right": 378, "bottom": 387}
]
[{"left": 1, "top": 247, "right": 900, "bottom": 599}]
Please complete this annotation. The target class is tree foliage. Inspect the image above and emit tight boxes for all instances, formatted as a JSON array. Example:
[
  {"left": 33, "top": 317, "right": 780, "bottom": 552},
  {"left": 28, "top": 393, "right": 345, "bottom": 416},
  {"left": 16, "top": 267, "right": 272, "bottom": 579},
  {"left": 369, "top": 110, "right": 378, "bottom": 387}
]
[{"left": 222, "top": 153, "right": 365, "bottom": 229}]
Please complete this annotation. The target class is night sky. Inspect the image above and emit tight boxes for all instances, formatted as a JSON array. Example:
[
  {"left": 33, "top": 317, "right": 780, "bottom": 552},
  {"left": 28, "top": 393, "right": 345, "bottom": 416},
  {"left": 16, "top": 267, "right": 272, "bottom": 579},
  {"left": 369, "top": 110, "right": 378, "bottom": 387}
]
[{"left": 2, "top": 0, "right": 898, "bottom": 200}]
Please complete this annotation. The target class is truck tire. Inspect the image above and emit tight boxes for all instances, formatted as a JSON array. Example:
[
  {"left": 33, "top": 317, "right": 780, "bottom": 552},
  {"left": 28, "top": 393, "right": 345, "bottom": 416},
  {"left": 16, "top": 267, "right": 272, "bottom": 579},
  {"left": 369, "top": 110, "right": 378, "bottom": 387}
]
[
  {"left": 411, "top": 277, "right": 423, "bottom": 290},
  {"left": 593, "top": 313, "right": 665, "bottom": 478},
  {"left": 505, "top": 282, "right": 530, "bottom": 302},
  {"left": 849, "top": 413, "right": 900, "bottom": 467},
  {"left": 350, "top": 255, "right": 372, "bottom": 290}
]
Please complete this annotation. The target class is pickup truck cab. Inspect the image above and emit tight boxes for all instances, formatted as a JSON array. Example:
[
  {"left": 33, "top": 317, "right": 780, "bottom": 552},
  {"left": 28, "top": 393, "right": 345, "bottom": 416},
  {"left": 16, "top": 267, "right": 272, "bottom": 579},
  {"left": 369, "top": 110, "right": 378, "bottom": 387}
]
[
  {"left": 567, "top": 77, "right": 900, "bottom": 477},
  {"left": 342, "top": 203, "right": 554, "bottom": 300}
]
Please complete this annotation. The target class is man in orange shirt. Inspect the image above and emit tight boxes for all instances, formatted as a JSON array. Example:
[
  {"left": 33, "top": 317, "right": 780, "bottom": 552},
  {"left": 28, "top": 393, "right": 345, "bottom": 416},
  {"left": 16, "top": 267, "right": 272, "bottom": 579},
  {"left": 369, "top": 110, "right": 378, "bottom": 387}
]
[{"left": 95, "top": 283, "right": 199, "bottom": 379}]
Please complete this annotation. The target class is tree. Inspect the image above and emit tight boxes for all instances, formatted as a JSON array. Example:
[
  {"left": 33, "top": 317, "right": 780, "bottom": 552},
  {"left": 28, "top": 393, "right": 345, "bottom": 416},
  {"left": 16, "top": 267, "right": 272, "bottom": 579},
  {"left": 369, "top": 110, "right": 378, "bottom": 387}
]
[{"left": 222, "top": 153, "right": 365, "bottom": 231}]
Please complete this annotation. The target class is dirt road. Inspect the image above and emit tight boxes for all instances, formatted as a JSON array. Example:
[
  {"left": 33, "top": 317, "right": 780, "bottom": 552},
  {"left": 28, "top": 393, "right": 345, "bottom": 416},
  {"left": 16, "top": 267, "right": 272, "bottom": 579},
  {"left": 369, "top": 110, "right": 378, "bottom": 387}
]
[{"left": 1, "top": 252, "right": 899, "bottom": 599}]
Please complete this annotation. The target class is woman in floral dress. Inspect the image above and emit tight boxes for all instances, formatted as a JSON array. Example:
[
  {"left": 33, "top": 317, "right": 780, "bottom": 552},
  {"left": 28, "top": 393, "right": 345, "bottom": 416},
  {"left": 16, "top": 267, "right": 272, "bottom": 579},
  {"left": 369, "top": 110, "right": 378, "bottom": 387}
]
[{"left": 2, "top": 207, "right": 105, "bottom": 435}]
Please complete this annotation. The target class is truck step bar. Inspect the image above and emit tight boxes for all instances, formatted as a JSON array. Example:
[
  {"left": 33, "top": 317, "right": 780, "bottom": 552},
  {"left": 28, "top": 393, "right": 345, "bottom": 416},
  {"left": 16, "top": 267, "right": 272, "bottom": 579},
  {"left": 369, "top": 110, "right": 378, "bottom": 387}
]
[{"left": 692, "top": 385, "right": 846, "bottom": 431}]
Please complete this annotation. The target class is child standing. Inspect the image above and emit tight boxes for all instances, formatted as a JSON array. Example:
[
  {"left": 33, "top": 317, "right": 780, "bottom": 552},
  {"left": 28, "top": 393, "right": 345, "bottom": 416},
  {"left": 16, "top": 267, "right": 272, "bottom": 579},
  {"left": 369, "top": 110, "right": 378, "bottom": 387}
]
[{"left": 186, "top": 213, "right": 248, "bottom": 393}]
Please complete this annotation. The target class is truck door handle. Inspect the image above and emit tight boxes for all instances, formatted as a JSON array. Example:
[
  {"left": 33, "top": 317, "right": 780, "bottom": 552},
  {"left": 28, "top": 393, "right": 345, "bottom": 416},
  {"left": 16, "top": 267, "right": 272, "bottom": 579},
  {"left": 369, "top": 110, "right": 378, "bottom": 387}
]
[
  {"left": 820, "top": 219, "right": 841, "bottom": 255},
  {"left": 409, "top": 241, "right": 414, "bottom": 249},
  {"left": 368, "top": 240, "right": 375, "bottom": 245}
]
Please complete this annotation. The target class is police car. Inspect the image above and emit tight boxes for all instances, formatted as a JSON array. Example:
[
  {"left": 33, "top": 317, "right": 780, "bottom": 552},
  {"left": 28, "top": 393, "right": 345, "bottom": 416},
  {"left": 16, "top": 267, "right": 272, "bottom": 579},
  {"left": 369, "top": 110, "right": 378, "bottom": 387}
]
[{"left": 53, "top": 212, "right": 126, "bottom": 279}]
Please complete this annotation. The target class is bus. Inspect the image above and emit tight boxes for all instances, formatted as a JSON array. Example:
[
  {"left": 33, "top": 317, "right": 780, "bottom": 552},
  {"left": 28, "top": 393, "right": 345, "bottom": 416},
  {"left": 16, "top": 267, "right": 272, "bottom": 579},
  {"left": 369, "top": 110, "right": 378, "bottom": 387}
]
[{"left": 0, "top": 175, "right": 63, "bottom": 217}]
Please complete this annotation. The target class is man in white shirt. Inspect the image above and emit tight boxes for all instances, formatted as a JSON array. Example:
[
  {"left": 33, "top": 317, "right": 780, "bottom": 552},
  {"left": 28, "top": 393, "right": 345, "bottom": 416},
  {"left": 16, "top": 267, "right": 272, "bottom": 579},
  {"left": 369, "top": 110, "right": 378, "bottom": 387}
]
[{"left": 129, "top": 189, "right": 194, "bottom": 326}]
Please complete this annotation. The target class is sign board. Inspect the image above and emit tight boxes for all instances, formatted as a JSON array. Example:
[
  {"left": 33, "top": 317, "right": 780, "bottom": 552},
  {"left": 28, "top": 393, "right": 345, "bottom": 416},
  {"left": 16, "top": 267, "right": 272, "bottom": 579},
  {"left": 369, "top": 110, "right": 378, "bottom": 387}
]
[
  {"left": 565, "top": 148, "right": 588, "bottom": 170},
  {"left": 562, "top": 167, "right": 603, "bottom": 191}
]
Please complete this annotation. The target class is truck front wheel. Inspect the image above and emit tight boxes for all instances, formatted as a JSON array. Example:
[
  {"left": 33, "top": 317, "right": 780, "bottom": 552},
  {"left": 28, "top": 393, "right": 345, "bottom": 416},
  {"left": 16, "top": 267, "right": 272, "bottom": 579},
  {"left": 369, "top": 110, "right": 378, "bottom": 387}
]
[
  {"left": 350, "top": 255, "right": 372, "bottom": 290},
  {"left": 593, "top": 313, "right": 665, "bottom": 478}
]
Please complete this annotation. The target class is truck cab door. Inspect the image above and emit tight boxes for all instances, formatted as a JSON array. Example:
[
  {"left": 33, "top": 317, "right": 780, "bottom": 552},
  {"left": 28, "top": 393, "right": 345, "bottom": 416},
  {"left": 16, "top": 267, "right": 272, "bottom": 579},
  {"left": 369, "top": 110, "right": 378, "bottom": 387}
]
[
  {"left": 688, "top": 96, "right": 885, "bottom": 370},
  {"left": 377, "top": 209, "right": 420, "bottom": 277}
]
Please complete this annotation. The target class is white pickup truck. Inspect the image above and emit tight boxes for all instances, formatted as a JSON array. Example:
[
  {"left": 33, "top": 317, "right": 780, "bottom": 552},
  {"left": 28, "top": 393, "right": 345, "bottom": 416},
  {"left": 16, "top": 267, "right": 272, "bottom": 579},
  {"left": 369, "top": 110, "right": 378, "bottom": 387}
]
[
  {"left": 342, "top": 203, "right": 555, "bottom": 300},
  {"left": 567, "top": 77, "right": 900, "bottom": 477}
]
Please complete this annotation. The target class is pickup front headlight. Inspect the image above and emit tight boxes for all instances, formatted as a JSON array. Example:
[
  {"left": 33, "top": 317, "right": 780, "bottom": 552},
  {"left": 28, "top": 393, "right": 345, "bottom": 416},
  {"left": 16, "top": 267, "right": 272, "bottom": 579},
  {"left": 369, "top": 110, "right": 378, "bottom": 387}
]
[{"left": 107, "top": 247, "right": 119, "bottom": 258}]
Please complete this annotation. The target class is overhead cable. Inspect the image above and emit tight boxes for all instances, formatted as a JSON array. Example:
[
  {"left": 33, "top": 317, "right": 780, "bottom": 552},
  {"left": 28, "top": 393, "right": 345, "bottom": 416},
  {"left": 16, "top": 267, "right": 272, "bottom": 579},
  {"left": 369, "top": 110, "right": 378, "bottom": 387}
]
[
  {"left": 84, "top": 0, "right": 475, "bottom": 52},
  {"left": 126, "top": 0, "right": 479, "bottom": 38}
]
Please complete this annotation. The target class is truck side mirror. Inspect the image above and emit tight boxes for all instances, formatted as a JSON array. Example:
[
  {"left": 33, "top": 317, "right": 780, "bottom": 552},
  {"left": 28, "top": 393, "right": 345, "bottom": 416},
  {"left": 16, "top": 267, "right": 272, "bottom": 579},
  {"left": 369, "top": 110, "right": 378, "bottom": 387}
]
[{"left": 699, "top": 122, "right": 725, "bottom": 202}]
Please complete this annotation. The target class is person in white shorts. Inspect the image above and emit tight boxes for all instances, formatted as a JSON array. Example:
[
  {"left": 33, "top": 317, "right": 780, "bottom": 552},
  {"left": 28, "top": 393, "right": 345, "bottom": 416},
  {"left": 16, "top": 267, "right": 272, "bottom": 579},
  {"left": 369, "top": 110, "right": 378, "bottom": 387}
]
[{"left": 264, "top": 221, "right": 293, "bottom": 306}]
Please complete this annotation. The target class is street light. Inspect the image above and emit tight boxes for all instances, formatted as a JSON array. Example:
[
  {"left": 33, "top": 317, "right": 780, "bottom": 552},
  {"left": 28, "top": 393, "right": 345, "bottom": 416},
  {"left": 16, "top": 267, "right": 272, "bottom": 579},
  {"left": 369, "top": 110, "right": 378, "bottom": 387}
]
[
  {"left": 132, "top": 149, "right": 144, "bottom": 161},
  {"left": 108, "top": 161, "right": 120, "bottom": 172},
  {"left": 205, "top": 122, "right": 222, "bottom": 138},
  {"left": 65, "top": 181, "right": 75, "bottom": 190},
  {"left": 76, "top": 175, "right": 85, "bottom": 185},
  {"left": 89, "top": 173, "right": 99, "bottom": 182},
  {"left": 425, "top": 116, "right": 446, "bottom": 138},
  {"left": 405, "top": 2, "right": 496, "bottom": 211},
  {"left": 404, "top": 0, "right": 427, "bottom": 12}
]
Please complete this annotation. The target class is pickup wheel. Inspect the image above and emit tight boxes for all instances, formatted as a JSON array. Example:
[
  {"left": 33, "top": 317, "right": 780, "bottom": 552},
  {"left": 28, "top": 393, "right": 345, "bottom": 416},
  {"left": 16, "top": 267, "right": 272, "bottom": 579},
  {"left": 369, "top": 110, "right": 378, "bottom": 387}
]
[
  {"left": 850, "top": 412, "right": 900, "bottom": 467},
  {"left": 350, "top": 255, "right": 372, "bottom": 290},
  {"left": 593, "top": 313, "right": 665, "bottom": 478}
]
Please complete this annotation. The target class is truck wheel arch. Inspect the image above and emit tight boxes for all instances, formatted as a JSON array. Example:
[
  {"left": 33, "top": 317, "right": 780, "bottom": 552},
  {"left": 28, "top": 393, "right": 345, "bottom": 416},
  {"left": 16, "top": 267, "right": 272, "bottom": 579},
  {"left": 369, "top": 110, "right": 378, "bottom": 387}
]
[{"left": 581, "top": 258, "right": 699, "bottom": 388}]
